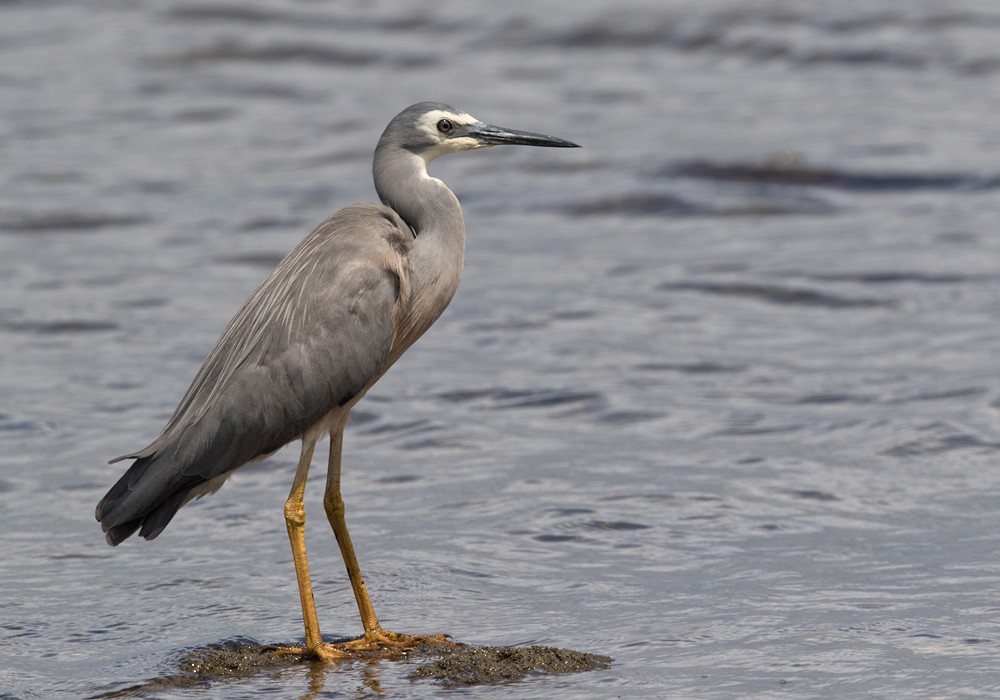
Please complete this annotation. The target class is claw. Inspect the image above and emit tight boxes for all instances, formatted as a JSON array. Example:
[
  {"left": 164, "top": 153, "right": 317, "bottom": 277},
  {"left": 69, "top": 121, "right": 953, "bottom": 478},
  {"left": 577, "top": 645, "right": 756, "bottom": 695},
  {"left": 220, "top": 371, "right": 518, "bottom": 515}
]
[{"left": 276, "top": 628, "right": 455, "bottom": 662}]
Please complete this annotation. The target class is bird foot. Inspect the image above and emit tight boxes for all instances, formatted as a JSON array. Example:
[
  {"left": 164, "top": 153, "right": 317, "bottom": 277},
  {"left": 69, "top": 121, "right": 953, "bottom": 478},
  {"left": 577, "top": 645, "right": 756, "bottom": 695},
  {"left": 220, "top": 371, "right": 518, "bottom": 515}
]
[{"left": 277, "top": 628, "right": 454, "bottom": 662}]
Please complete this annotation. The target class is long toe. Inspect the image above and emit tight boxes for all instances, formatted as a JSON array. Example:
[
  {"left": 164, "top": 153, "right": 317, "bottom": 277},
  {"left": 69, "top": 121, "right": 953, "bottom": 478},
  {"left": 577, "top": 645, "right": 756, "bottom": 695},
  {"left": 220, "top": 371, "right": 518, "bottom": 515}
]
[
  {"left": 326, "top": 630, "right": 454, "bottom": 661},
  {"left": 275, "top": 629, "right": 454, "bottom": 662}
]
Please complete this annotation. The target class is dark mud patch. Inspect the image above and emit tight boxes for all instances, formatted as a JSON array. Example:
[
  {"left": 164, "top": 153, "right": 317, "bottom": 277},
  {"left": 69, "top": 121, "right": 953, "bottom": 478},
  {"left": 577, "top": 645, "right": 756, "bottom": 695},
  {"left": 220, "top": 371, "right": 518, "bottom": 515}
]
[
  {"left": 409, "top": 645, "right": 613, "bottom": 687},
  {"left": 92, "top": 639, "right": 296, "bottom": 697},
  {"left": 92, "top": 638, "right": 611, "bottom": 696}
]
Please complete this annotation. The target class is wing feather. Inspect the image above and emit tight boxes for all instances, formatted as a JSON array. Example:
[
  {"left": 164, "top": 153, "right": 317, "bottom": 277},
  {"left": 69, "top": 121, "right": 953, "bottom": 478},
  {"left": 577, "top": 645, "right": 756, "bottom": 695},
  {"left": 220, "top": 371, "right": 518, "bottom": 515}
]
[{"left": 96, "top": 203, "right": 412, "bottom": 542}]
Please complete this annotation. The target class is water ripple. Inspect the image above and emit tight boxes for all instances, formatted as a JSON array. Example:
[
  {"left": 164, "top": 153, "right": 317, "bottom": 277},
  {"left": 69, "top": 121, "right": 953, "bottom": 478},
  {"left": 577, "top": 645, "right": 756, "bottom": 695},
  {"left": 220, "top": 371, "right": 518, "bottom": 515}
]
[
  {"left": 790, "top": 270, "right": 989, "bottom": 285},
  {"left": 659, "top": 281, "right": 892, "bottom": 309},
  {"left": 555, "top": 192, "right": 835, "bottom": 218},
  {"left": 0, "top": 212, "right": 150, "bottom": 233},
  {"left": 486, "top": 9, "right": 1000, "bottom": 75},
  {"left": 149, "top": 41, "right": 436, "bottom": 68},
  {"left": 1, "top": 319, "right": 119, "bottom": 334},
  {"left": 666, "top": 158, "right": 998, "bottom": 192},
  {"left": 438, "top": 388, "right": 607, "bottom": 414}
]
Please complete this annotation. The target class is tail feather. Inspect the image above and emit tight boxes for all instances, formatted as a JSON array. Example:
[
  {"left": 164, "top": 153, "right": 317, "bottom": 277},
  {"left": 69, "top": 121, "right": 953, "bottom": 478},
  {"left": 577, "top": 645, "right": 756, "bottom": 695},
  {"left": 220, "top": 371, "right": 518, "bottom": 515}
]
[
  {"left": 95, "top": 449, "right": 207, "bottom": 546},
  {"left": 96, "top": 387, "right": 303, "bottom": 546},
  {"left": 103, "top": 518, "right": 143, "bottom": 547},
  {"left": 95, "top": 455, "right": 155, "bottom": 521},
  {"left": 137, "top": 491, "right": 189, "bottom": 541}
]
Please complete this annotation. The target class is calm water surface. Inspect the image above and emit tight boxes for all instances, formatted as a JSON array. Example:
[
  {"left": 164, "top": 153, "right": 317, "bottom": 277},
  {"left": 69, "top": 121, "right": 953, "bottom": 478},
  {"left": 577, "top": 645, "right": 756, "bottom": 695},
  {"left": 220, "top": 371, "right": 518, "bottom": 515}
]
[{"left": 4, "top": 0, "right": 1000, "bottom": 697}]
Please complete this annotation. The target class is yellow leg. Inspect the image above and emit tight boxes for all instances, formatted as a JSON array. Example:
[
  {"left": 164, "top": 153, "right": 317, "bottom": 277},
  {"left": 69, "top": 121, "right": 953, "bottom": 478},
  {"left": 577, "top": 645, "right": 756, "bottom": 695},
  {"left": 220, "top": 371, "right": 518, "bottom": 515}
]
[
  {"left": 323, "top": 418, "right": 382, "bottom": 635},
  {"left": 284, "top": 437, "right": 323, "bottom": 652},
  {"left": 314, "top": 419, "right": 451, "bottom": 659},
  {"left": 276, "top": 418, "right": 451, "bottom": 662}
]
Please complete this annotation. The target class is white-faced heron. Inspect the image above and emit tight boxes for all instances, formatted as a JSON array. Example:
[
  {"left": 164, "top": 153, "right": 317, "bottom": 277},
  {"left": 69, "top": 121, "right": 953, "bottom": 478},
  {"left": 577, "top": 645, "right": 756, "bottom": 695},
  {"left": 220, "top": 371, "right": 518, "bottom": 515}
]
[{"left": 95, "top": 102, "right": 579, "bottom": 660}]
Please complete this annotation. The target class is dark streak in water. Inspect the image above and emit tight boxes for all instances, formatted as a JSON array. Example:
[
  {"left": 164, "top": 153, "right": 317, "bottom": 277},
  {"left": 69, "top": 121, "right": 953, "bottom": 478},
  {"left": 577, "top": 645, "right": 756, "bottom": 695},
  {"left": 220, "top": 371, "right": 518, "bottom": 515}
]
[
  {"left": 599, "top": 493, "right": 679, "bottom": 504},
  {"left": 713, "top": 423, "right": 805, "bottom": 436},
  {"left": 0, "top": 417, "right": 55, "bottom": 433},
  {"left": 556, "top": 193, "right": 704, "bottom": 217},
  {"left": 551, "top": 309, "right": 598, "bottom": 321},
  {"left": 889, "top": 387, "right": 988, "bottom": 403},
  {"left": 375, "top": 474, "right": 420, "bottom": 484},
  {"left": 239, "top": 217, "right": 306, "bottom": 232},
  {"left": 118, "top": 297, "right": 168, "bottom": 309},
  {"left": 883, "top": 427, "right": 1000, "bottom": 457},
  {"left": 597, "top": 410, "right": 664, "bottom": 425},
  {"left": 556, "top": 192, "right": 834, "bottom": 218},
  {"left": 216, "top": 252, "right": 286, "bottom": 268},
  {"left": 438, "top": 388, "right": 604, "bottom": 411},
  {"left": 795, "top": 393, "right": 876, "bottom": 405},
  {"left": 347, "top": 409, "right": 379, "bottom": 426},
  {"left": 2, "top": 319, "right": 119, "bottom": 334},
  {"left": 401, "top": 437, "right": 474, "bottom": 451},
  {"left": 784, "top": 489, "right": 839, "bottom": 502},
  {"left": 0, "top": 213, "right": 150, "bottom": 233},
  {"left": 583, "top": 520, "right": 652, "bottom": 531},
  {"left": 357, "top": 418, "right": 433, "bottom": 436},
  {"left": 163, "top": 6, "right": 466, "bottom": 34},
  {"left": 508, "top": 392, "right": 604, "bottom": 410},
  {"left": 545, "top": 508, "right": 597, "bottom": 517},
  {"left": 660, "top": 281, "right": 892, "bottom": 308},
  {"left": 163, "top": 6, "right": 318, "bottom": 25},
  {"left": 172, "top": 107, "right": 236, "bottom": 123},
  {"left": 150, "top": 41, "right": 436, "bottom": 68},
  {"left": 466, "top": 309, "right": 595, "bottom": 332},
  {"left": 468, "top": 318, "right": 549, "bottom": 332},
  {"left": 665, "top": 159, "right": 999, "bottom": 192},
  {"left": 48, "top": 552, "right": 109, "bottom": 561},
  {"left": 792, "top": 271, "right": 988, "bottom": 285},
  {"left": 636, "top": 362, "right": 745, "bottom": 374},
  {"left": 534, "top": 534, "right": 583, "bottom": 543},
  {"left": 17, "top": 170, "right": 88, "bottom": 185}
]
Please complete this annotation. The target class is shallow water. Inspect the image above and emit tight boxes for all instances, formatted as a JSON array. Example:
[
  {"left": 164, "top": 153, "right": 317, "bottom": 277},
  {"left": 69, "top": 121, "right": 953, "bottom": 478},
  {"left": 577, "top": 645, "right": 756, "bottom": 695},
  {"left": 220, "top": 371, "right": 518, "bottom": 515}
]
[{"left": 4, "top": 0, "right": 1000, "bottom": 697}]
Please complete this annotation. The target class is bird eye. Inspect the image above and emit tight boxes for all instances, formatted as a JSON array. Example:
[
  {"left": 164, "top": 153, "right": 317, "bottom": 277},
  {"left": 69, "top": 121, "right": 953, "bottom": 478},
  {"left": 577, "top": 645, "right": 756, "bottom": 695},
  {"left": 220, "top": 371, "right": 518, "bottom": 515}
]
[{"left": 437, "top": 119, "right": 454, "bottom": 134}]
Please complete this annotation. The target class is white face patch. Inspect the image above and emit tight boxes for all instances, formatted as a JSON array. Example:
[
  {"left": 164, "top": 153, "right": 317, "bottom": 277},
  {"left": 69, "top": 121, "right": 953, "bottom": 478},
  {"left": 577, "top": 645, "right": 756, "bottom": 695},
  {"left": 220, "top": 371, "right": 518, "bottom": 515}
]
[{"left": 416, "top": 109, "right": 485, "bottom": 164}]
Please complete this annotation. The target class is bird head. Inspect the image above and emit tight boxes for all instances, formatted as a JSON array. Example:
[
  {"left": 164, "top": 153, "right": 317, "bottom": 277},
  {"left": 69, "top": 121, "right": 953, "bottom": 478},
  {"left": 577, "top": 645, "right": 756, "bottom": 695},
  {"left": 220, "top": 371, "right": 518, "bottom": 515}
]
[{"left": 382, "top": 102, "right": 580, "bottom": 165}]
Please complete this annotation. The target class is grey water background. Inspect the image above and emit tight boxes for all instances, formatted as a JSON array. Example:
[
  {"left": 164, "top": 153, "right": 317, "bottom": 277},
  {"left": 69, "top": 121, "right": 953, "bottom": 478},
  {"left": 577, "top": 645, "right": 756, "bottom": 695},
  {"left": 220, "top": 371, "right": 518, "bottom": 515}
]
[{"left": 3, "top": 0, "right": 1000, "bottom": 697}]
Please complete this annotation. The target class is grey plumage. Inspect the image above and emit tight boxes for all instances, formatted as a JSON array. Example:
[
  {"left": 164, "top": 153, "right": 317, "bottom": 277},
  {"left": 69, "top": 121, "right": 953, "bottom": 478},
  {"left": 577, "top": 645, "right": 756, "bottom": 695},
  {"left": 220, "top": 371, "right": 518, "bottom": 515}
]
[
  {"left": 98, "top": 205, "right": 407, "bottom": 543},
  {"left": 94, "top": 100, "right": 578, "bottom": 658}
]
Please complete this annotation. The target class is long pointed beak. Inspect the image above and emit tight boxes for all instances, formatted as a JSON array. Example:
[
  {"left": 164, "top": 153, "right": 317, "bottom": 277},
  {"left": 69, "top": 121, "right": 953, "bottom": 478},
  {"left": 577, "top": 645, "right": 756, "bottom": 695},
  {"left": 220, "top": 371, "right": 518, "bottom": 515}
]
[{"left": 468, "top": 122, "right": 580, "bottom": 148}]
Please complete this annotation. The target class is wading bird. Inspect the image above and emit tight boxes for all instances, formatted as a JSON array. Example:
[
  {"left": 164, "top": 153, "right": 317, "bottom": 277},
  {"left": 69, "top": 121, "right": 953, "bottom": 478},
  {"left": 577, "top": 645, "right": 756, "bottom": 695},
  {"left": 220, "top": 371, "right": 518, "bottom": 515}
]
[{"left": 96, "top": 102, "right": 579, "bottom": 660}]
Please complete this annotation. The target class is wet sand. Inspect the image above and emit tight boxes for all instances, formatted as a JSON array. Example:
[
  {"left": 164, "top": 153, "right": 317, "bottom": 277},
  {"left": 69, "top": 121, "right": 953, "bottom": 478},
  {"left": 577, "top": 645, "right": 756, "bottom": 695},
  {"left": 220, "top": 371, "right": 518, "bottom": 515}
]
[{"left": 94, "top": 638, "right": 612, "bottom": 696}]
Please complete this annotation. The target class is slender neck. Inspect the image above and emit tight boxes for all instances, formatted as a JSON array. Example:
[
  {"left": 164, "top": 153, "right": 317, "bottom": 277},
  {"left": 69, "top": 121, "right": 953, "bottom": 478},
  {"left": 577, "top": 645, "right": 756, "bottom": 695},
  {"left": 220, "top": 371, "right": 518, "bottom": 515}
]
[
  {"left": 372, "top": 142, "right": 467, "bottom": 356},
  {"left": 373, "top": 144, "right": 465, "bottom": 240}
]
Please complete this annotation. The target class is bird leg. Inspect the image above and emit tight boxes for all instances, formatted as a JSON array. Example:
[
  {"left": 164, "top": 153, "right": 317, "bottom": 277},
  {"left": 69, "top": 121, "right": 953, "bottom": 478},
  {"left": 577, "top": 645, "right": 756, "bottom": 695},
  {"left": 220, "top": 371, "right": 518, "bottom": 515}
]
[
  {"left": 276, "top": 421, "right": 450, "bottom": 662},
  {"left": 283, "top": 437, "right": 324, "bottom": 652},
  {"left": 323, "top": 420, "right": 381, "bottom": 634},
  {"left": 309, "top": 421, "right": 451, "bottom": 660}
]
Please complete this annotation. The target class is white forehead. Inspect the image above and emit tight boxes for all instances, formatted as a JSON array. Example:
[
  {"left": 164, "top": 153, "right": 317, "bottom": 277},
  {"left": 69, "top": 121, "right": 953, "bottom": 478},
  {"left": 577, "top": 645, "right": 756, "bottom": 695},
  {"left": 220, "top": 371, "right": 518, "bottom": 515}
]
[{"left": 417, "top": 109, "right": 478, "bottom": 134}]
